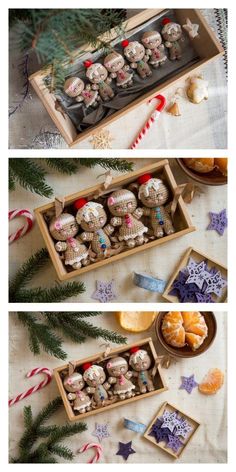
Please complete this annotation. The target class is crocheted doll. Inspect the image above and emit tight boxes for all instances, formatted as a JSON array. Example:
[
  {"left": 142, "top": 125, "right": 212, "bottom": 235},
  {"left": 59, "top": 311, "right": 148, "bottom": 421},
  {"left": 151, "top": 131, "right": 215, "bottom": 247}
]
[
  {"left": 49, "top": 212, "right": 90, "bottom": 269},
  {"left": 106, "top": 356, "right": 135, "bottom": 400},
  {"left": 107, "top": 189, "right": 148, "bottom": 248},
  {"left": 63, "top": 371, "right": 92, "bottom": 413},
  {"left": 122, "top": 39, "right": 152, "bottom": 79},
  {"left": 129, "top": 347, "right": 154, "bottom": 394},
  {"left": 103, "top": 51, "right": 133, "bottom": 88},
  {"left": 161, "top": 18, "right": 184, "bottom": 61},
  {"left": 141, "top": 31, "right": 167, "bottom": 68},
  {"left": 83, "top": 363, "right": 110, "bottom": 407},
  {"left": 75, "top": 198, "right": 113, "bottom": 256},
  {"left": 137, "top": 174, "right": 175, "bottom": 238},
  {"left": 84, "top": 60, "right": 115, "bottom": 101},
  {"left": 63, "top": 76, "right": 99, "bottom": 108}
]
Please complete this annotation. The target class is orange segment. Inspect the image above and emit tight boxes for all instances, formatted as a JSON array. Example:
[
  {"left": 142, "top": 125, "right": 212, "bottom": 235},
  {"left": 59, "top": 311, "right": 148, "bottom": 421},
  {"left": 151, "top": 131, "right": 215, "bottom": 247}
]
[
  {"left": 185, "top": 332, "right": 205, "bottom": 351},
  {"left": 214, "top": 158, "right": 227, "bottom": 176},
  {"left": 185, "top": 158, "right": 215, "bottom": 173},
  {"left": 182, "top": 311, "right": 208, "bottom": 337},
  {"left": 162, "top": 312, "right": 186, "bottom": 348},
  {"left": 199, "top": 368, "right": 224, "bottom": 395}
]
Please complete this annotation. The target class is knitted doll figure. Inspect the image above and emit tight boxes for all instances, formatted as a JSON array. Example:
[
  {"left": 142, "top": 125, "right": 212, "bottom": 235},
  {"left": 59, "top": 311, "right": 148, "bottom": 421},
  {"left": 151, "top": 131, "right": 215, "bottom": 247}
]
[
  {"left": 103, "top": 51, "right": 133, "bottom": 88},
  {"left": 49, "top": 212, "right": 89, "bottom": 269},
  {"left": 107, "top": 189, "right": 148, "bottom": 248},
  {"left": 122, "top": 39, "right": 152, "bottom": 79},
  {"left": 137, "top": 174, "right": 175, "bottom": 238},
  {"left": 129, "top": 347, "right": 154, "bottom": 394},
  {"left": 161, "top": 18, "right": 184, "bottom": 61},
  {"left": 141, "top": 31, "right": 167, "bottom": 68},
  {"left": 75, "top": 198, "right": 113, "bottom": 256},
  {"left": 84, "top": 60, "right": 115, "bottom": 101},
  {"left": 63, "top": 372, "right": 92, "bottom": 413},
  {"left": 83, "top": 363, "right": 109, "bottom": 407},
  {"left": 63, "top": 76, "right": 99, "bottom": 108},
  {"left": 106, "top": 357, "right": 135, "bottom": 400}
]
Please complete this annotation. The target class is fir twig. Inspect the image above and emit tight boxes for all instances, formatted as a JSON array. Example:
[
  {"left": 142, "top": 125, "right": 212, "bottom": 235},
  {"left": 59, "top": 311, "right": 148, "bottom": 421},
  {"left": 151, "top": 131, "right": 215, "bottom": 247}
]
[
  {"left": 74, "top": 158, "right": 134, "bottom": 173},
  {"left": 9, "top": 248, "right": 85, "bottom": 303},
  {"left": 17, "top": 312, "right": 127, "bottom": 360},
  {"left": 9, "top": 158, "right": 53, "bottom": 197},
  {"left": 11, "top": 397, "right": 87, "bottom": 463},
  {"left": 45, "top": 158, "right": 78, "bottom": 175}
]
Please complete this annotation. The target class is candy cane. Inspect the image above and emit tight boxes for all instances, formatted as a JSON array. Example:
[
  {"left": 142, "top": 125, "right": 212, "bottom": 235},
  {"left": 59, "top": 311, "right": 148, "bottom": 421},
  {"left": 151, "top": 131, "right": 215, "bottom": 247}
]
[
  {"left": 130, "top": 94, "right": 166, "bottom": 149},
  {"left": 9, "top": 367, "right": 53, "bottom": 407},
  {"left": 9, "top": 208, "right": 34, "bottom": 244},
  {"left": 78, "top": 443, "right": 103, "bottom": 463}
]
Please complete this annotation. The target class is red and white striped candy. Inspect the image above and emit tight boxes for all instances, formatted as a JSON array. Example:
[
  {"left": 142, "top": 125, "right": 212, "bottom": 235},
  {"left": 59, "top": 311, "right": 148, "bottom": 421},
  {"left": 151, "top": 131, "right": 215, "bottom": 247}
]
[
  {"left": 130, "top": 94, "right": 166, "bottom": 149},
  {"left": 78, "top": 442, "right": 102, "bottom": 463},
  {"left": 9, "top": 208, "right": 34, "bottom": 244},
  {"left": 9, "top": 367, "right": 53, "bottom": 407}
]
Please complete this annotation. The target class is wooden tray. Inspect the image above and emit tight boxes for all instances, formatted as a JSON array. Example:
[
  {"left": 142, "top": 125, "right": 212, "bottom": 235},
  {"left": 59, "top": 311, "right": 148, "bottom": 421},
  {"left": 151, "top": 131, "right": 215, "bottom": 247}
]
[
  {"left": 29, "top": 9, "right": 224, "bottom": 147},
  {"left": 54, "top": 337, "right": 168, "bottom": 422}
]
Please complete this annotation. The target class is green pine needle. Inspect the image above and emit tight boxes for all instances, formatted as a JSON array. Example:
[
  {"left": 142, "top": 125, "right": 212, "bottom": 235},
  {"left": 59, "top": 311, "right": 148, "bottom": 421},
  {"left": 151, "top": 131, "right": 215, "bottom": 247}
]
[
  {"left": 45, "top": 158, "right": 78, "bottom": 175},
  {"left": 74, "top": 158, "right": 134, "bottom": 173},
  {"left": 9, "top": 158, "right": 53, "bottom": 197}
]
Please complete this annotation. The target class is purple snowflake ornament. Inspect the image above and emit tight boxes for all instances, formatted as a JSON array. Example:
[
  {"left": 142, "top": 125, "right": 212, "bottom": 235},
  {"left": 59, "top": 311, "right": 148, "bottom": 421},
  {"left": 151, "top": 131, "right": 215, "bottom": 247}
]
[
  {"left": 167, "top": 434, "right": 184, "bottom": 454},
  {"left": 169, "top": 271, "right": 198, "bottom": 302},
  {"left": 195, "top": 292, "right": 213, "bottom": 303},
  {"left": 161, "top": 410, "right": 179, "bottom": 433},
  {"left": 92, "top": 422, "right": 110, "bottom": 442},
  {"left": 91, "top": 280, "right": 116, "bottom": 303},
  {"left": 179, "top": 374, "right": 198, "bottom": 394},
  {"left": 174, "top": 419, "right": 193, "bottom": 439},
  {"left": 116, "top": 441, "right": 136, "bottom": 461},
  {"left": 205, "top": 271, "right": 227, "bottom": 297},
  {"left": 207, "top": 209, "right": 227, "bottom": 236},
  {"left": 185, "top": 261, "right": 210, "bottom": 290}
]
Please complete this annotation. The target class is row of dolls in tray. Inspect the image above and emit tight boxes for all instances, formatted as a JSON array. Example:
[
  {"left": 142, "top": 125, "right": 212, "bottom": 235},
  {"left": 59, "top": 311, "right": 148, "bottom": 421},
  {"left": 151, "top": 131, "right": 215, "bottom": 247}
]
[
  {"left": 63, "top": 17, "right": 185, "bottom": 107},
  {"left": 64, "top": 347, "right": 155, "bottom": 413},
  {"left": 49, "top": 174, "right": 175, "bottom": 270}
]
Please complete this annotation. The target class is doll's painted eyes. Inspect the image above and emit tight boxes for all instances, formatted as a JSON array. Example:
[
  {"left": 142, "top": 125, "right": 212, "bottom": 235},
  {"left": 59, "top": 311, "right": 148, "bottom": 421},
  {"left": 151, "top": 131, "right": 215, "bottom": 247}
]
[
  {"left": 127, "top": 202, "right": 133, "bottom": 209},
  {"left": 99, "top": 217, "right": 104, "bottom": 223}
]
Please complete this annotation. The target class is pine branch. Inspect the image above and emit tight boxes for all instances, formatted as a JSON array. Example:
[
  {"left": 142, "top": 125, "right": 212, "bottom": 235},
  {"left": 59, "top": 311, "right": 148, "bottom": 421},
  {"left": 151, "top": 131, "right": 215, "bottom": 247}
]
[
  {"left": 75, "top": 158, "right": 134, "bottom": 173},
  {"left": 9, "top": 158, "right": 53, "bottom": 197},
  {"left": 9, "top": 248, "right": 85, "bottom": 303},
  {"left": 12, "top": 397, "right": 86, "bottom": 463},
  {"left": 44, "top": 158, "right": 78, "bottom": 175}
]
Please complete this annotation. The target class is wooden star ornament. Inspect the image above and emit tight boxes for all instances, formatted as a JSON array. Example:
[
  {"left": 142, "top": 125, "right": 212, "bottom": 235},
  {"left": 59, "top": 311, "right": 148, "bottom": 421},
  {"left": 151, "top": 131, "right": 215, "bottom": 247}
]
[
  {"left": 90, "top": 128, "right": 114, "bottom": 149},
  {"left": 183, "top": 18, "right": 200, "bottom": 39}
]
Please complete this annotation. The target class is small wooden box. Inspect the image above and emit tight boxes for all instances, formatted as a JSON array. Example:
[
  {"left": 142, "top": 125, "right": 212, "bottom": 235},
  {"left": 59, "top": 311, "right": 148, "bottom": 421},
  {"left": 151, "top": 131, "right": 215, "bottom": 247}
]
[
  {"left": 144, "top": 401, "right": 200, "bottom": 459},
  {"left": 34, "top": 159, "right": 195, "bottom": 281},
  {"left": 162, "top": 246, "right": 228, "bottom": 303},
  {"left": 29, "top": 9, "right": 224, "bottom": 147},
  {"left": 54, "top": 337, "right": 168, "bottom": 422}
]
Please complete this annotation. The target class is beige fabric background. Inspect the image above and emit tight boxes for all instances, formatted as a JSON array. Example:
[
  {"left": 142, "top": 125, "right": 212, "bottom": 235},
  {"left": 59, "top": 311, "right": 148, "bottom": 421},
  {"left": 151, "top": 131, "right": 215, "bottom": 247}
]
[
  {"left": 9, "top": 9, "right": 227, "bottom": 150},
  {"left": 9, "top": 312, "right": 227, "bottom": 463},
  {"left": 9, "top": 158, "right": 228, "bottom": 303}
]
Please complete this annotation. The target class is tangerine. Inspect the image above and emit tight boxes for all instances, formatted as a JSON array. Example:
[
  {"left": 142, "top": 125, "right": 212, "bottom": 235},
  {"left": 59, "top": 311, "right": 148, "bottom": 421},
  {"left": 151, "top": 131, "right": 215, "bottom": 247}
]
[
  {"left": 161, "top": 311, "right": 208, "bottom": 351},
  {"left": 184, "top": 158, "right": 215, "bottom": 173},
  {"left": 214, "top": 157, "right": 227, "bottom": 176}
]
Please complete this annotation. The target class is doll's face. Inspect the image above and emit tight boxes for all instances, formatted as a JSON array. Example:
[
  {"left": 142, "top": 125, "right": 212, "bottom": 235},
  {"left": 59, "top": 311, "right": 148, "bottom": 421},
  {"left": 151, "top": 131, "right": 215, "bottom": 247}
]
[
  {"left": 79, "top": 207, "right": 107, "bottom": 232},
  {"left": 142, "top": 31, "right": 162, "bottom": 49},
  {"left": 139, "top": 181, "right": 169, "bottom": 208},
  {"left": 130, "top": 351, "right": 151, "bottom": 372},
  {"left": 124, "top": 41, "right": 145, "bottom": 62},
  {"left": 64, "top": 372, "right": 85, "bottom": 393},
  {"left": 86, "top": 63, "right": 108, "bottom": 83},
  {"left": 64, "top": 77, "right": 84, "bottom": 97},
  {"left": 162, "top": 22, "right": 182, "bottom": 42},
  {"left": 84, "top": 366, "right": 106, "bottom": 387},
  {"left": 104, "top": 52, "right": 125, "bottom": 72},
  {"left": 108, "top": 190, "right": 137, "bottom": 216},
  {"left": 106, "top": 357, "right": 128, "bottom": 377},
  {"left": 49, "top": 213, "right": 79, "bottom": 241}
]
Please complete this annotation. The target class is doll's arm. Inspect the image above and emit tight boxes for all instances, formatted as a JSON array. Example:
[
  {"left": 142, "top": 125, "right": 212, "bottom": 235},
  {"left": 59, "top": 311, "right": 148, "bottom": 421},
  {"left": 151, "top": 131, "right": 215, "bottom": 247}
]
[
  {"left": 67, "top": 393, "right": 76, "bottom": 401},
  {"left": 86, "top": 386, "right": 95, "bottom": 394},
  {"left": 131, "top": 370, "right": 138, "bottom": 378},
  {"left": 85, "top": 84, "right": 91, "bottom": 91},
  {"left": 103, "top": 382, "right": 111, "bottom": 391},
  {"left": 80, "top": 231, "right": 94, "bottom": 242},
  {"left": 104, "top": 224, "right": 114, "bottom": 236},
  {"left": 142, "top": 207, "right": 151, "bottom": 217},
  {"left": 165, "top": 41, "right": 172, "bottom": 48},
  {"left": 125, "top": 371, "right": 133, "bottom": 380},
  {"left": 123, "top": 65, "right": 130, "bottom": 71},
  {"left": 91, "top": 84, "right": 99, "bottom": 90},
  {"left": 145, "top": 48, "right": 152, "bottom": 56},
  {"left": 133, "top": 207, "right": 143, "bottom": 219},
  {"left": 164, "top": 202, "right": 172, "bottom": 215},
  {"left": 110, "top": 216, "right": 122, "bottom": 227},
  {"left": 55, "top": 241, "right": 67, "bottom": 252},
  {"left": 76, "top": 95, "right": 84, "bottom": 103},
  {"left": 108, "top": 376, "right": 116, "bottom": 385},
  {"left": 159, "top": 44, "right": 165, "bottom": 51},
  {"left": 130, "top": 62, "right": 137, "bottom": 69},
  {"left": 106, "top": 77, "right": 112, "bottom": 84},
  {"left": 143, "top": 54, "right": 149, "bottom": 62},
  {"left": 110, "top": 72, "right": 117, "bottom": 79}
]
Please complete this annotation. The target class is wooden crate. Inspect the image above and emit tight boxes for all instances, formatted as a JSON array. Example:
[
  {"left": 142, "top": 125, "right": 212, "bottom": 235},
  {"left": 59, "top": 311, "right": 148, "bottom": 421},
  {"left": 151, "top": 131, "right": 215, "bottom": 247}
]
[
  {"left": 144, "top": 401, "right": 201, "bottom": 459},
  {"left": 162, "top": 247, "right": 228, "bottom": 303},
  {"left": 34, "top": 159, "right": 196, "bottom": 281},
  {"left": 54, "top": 337, "right": 168, "bottom": 422},
  {"left": 29, "top": 9, "right": 224, "bottom": 147}
]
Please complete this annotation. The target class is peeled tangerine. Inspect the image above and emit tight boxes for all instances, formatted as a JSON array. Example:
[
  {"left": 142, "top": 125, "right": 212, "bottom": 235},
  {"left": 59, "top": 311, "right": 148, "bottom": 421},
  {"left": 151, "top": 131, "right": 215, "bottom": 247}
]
[
  {"left": 214, "top": 157, "right": 228, "bottom": 176},
  {"left": 116, "top": 312, "right": 157, "bottom": 333},
  {"left": 161, "top": 311, "right": 208, "bottom": 351},
  {"left": 185, "top": 158, "right": 215, "bottom": 174},
  {"left": 198, "top": 368, "right": 224, "bottom": 395}
]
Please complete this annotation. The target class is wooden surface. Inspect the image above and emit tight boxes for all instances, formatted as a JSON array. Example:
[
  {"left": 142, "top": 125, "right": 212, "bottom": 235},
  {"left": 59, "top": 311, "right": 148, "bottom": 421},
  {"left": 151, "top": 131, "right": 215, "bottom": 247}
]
[
  {"left": 9, "top": 312, "right": 227, "bottom": 463},
  {"left": 9, "top": 158, "right": 227, "bottom": 303}
]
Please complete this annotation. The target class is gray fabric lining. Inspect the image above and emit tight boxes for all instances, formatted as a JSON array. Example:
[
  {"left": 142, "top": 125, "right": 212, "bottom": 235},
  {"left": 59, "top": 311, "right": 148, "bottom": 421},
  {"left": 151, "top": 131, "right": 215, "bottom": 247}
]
[{"left": 57, "top": 9, "right": 199, "bottom": 132}]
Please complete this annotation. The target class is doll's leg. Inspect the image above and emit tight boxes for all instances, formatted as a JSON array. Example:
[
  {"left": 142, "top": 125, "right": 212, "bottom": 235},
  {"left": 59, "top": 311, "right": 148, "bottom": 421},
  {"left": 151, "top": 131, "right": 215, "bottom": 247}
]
[
  {"left": 82, "top": 257, "right": 90, "bottom": 267},
  {"left": 119, "top": 393, "right": 126, "bottom": 400},
  {"left": 164, "top": 212, "right": 175, "bottom": 235},
  {"left": 126, "top": 391, "right": 133, "bottom": 399},
  {"left": 86, "top": 405, "right": 92, "bottom": 411},
  {"left": 72, "top": 261, "right": 82, "bottom": 269},
  {"left": 153, "top": 224, "right": 164, "bottom": 238},
  {"left": 135, "top": 235, "right": 144, "bottom": 246},
  {"left": 126, "top": 239, "right": 136, "bottom": 248},
  {"left": 147, "top": 379, "right": 155, "bottom": 391}
]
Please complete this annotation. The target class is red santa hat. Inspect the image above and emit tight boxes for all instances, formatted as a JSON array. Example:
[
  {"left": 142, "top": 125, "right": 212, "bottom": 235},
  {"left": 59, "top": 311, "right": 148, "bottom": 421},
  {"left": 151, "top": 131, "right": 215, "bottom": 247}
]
[
  {"left": 121, "top": 39, "right": 129, "bottom": 48},
  {"left": 137, "top": 173, "right": 153, "bottom": 185},
  {"left": 162, "top": 17, "right": 171, "bottom": 26},
  {"left": 84, "top": 60, "right": 93, "bottom": 68},
  {"left": 74, "top": 198, "right": 88, "bottom": 211}
]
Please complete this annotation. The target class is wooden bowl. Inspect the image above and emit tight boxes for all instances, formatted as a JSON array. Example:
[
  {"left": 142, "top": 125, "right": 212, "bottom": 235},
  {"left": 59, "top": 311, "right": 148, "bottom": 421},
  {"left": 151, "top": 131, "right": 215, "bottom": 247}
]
[
  {"left": 176, "top": 158, "right": 227, "bottom": 186},
  {"left": 155, "top": 312, "right": 217, "bottom": 358}
]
